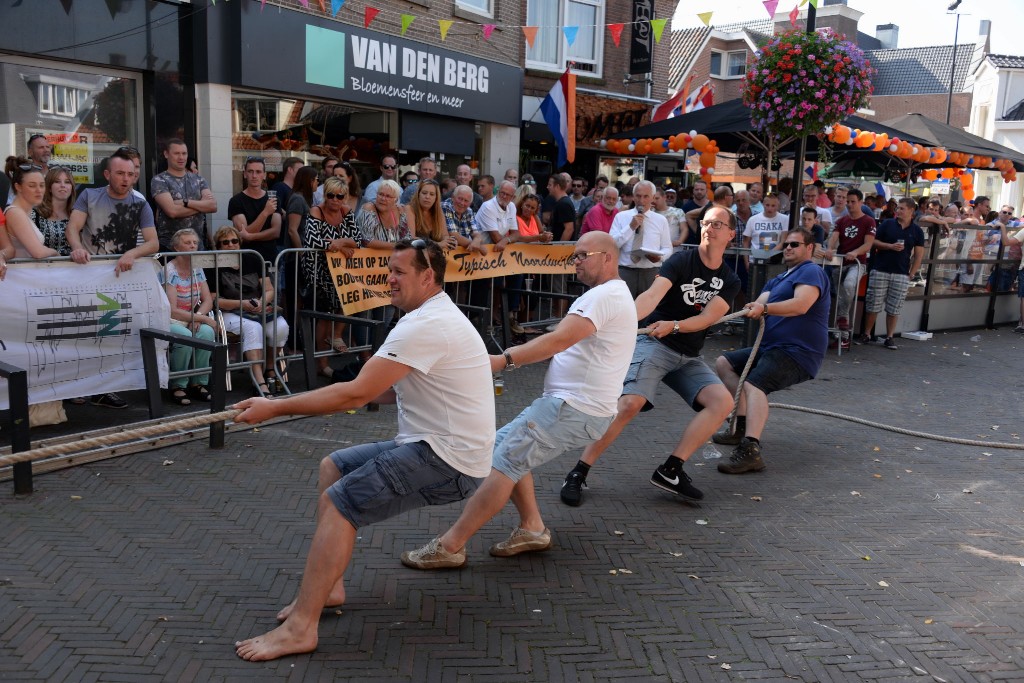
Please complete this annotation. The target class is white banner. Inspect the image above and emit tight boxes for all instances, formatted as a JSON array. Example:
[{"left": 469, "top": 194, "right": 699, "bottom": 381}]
[{"left": 0, "top": 259, "right": 170, "bottom": 409}]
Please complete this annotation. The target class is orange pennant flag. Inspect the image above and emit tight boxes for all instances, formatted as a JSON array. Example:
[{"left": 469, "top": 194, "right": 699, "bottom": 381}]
[{"left": 522, "top": 26, "right": 539, "bottom": 48}]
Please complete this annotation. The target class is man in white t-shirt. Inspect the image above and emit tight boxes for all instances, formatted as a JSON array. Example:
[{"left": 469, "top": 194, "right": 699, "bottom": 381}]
[
  {"left": 401, "top": 231, "right": 637, "bottom": 569},
  {"left": 999, "top": 219, "right": 1024, "bottom": 331},
  {"left": 233, "top": 238, "right": 495, "bottom": 662},
  {"left": 743, "top": 194, "right": 789, "bottom": 265}
]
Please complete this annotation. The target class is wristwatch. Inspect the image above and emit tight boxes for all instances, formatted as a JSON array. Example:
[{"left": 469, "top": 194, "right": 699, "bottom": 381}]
[
  {"left": 672, "top": 321, "right": 680, "bottom": 334},
  {"left": 182, "top": 197, "right": 190, "bottom": 208},
  {"left": 503, "top": 350, "right": 517, "bottom": 371}
]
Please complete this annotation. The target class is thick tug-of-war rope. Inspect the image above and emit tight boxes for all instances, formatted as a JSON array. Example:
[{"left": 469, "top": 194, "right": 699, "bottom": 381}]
[
  {"left": 0, "top": 409, "right": 244, "bottom": 468},
  {"left": 7, "top": 311, "right": 1024, "bottom": 473}
]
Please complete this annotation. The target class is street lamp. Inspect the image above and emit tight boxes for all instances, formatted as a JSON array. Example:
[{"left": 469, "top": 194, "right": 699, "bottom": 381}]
[{"left": 946, "top": 0, "right": 963, "bottom": 125}]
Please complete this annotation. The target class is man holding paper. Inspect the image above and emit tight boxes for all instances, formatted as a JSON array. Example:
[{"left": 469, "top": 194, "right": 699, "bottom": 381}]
[{"left": 609, "top": 180, "right": 673, "bottom": 298}]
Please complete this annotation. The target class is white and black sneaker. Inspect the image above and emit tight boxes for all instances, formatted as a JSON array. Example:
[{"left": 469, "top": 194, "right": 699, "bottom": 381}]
[{"left": 650, "top": 460, "right": 703, "bottom": 500}]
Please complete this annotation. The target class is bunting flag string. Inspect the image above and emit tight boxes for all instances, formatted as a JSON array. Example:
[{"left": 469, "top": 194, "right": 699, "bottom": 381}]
[
  {"left": 289, "top": 1, "right": 690, "bottom": 45},
  {"left": 762, "top": 0, "right": 779, "bottom": 18},
  {"left": 697, "top": 12, "right": 713, "bottom": 27}
]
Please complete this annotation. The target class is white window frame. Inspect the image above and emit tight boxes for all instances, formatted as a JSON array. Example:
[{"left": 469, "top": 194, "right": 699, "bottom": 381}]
[
  {"left": 710, "top": 49, "right": 746, "bottom": 80},
  {"left": 38, "top": 83, "right": 53, "bottom": 114},
  {"left": 525, "top": 0, "right": 605, "bottom": 78},
  {"left": 726, "top": 50, "right": 747, "bottom": 78},
  {"left": 455, "top": 0, "right": 493, "bottom": 19}
]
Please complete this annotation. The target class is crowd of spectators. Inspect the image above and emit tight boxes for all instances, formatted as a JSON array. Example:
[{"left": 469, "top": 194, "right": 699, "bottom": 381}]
[{"left": 2, "top": 135, "right": 1022, "bottom": 417}]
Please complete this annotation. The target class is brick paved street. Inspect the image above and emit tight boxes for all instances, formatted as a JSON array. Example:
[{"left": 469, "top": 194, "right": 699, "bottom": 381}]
[{"left": 3, "top": 328, "right": 1024, "bottom": 682}]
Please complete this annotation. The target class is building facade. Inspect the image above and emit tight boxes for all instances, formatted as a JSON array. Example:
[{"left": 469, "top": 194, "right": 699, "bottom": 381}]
[{"left": 0, "top": 0, "right": 523, "bottom": 225}]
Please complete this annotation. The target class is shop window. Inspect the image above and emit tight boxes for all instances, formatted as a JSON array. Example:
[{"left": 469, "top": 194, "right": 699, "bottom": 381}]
[
  {"left": 526, "top": 0, "right": 604, "bottom": 77},
  {"left": 4, "top": 58, "right": 141, "bottom": 188},
  {"left": 456, "top": 0, "right": 492, "bottom": 16},
  {"left": 235, "top": 98, "right": 283, "bottom": 133},
  {"left": 710, "top": 50, "right": 746, "bottom": 79}
]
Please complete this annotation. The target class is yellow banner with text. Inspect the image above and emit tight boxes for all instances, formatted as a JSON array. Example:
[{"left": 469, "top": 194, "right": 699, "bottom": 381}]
[{"left": 326, "top": 243, "right": 576, "bottom": 314}]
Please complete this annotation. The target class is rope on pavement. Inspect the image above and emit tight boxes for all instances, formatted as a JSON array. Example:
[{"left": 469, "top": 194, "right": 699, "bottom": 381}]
[
  {"left": 0, "top": 409, "right": 243, "bottom": 468},
  {"left": 768, "top": 403, "right": 1024, "bottom": 449}
]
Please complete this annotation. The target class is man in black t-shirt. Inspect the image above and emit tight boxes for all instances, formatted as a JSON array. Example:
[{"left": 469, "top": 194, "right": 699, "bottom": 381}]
[
  {"left": 227, "top": 157, "right": 281, "bottom": 264},
  {"left": 560, "top": 205, "right": 741, "bottom": 506}
]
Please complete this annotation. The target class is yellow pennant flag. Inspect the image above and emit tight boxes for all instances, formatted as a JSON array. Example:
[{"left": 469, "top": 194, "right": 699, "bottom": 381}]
[
  {"left": 401, "top": 14, "right": 415, "bottom": 35},
  {"left": 438, "top": 19, "right": 453, "bottom": 41},
  {"left": 650, "top": 18, "right": 668, "bottom": 43},
  {"left": 808, "top": 0, "right": 820, "bottom": 7},
  {"left": 697, "top": 11, "right": 713, "bottom": 27}
]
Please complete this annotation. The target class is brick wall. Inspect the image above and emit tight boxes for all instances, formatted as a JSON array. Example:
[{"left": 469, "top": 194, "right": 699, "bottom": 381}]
[
  {"left": 523, "top": 0, "right": 674, "bottom": 101},
  {"left": 264, "top": 0, "right": 520, "bottom": 68},
  {"left": 683, "top": 36, "right": 749, "bottom": 105}
]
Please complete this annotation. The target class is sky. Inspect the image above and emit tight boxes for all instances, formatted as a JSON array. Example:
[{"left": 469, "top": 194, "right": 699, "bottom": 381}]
[{"left": 672, "top": 0, "right": 1024, "bottom": 55}]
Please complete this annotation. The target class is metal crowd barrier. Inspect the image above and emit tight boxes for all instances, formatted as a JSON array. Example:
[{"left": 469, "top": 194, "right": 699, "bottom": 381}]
[{"left": 0, "top": 361, "right": 31, "bottom": 494}]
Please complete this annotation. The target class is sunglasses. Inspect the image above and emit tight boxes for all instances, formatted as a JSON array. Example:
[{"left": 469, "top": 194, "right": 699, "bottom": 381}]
[
  {"left": 28, "top": 133, "right": 47, "bottom": 144},
  {"left": 245, "top": 156, "right": 264, "bottom": 163},
  {"left": 782, "top": 241, "right": 806, "bottom": 249},
  {"left": 117, "top": 145, "right": 140, "bottom": 155},
  {"left": 219, "top": 238, "right": 240, "bottom": 246},
  {"left": 324, "top": 192, "right": 346, "bottom": 200},
  {"left": 523, "top": 180, "right": 536, "bottom": 185},
  {"left": 382, "top": 164, "right": 397, "bottom": 170},
  {"left": 18, "top": 163, "right": 43, "bottom": 172}
]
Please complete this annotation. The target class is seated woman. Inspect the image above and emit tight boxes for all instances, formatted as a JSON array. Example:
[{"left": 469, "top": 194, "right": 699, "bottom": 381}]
[
  {"left": 162, "top": 228, "right": 218, "bottom": 405},
  {"left": 211, "top": 226, "right": 290, "bottom": 396},
  {"left": 404, "top": 179, "right": 456, "bottom": 249},
  {"left": 301, "top": 176, "right": 363, "bottom": 378}
]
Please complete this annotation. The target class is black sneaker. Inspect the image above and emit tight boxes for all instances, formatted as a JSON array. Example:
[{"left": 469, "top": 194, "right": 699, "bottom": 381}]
[
  {"left": 883, "top": 337, "right": 898, "bottom": 350},
  {"left": 712, "top": 427, "right": 744, "bottom": 445},
  {"left": 650, "top": 461, "right": 704, "bottom": 500},
  {"left": 91, "top": 392, "right": 128, "bottom": 409},
  {"left": 717, "top": 439, "right": 766, "bottom": 474},
  {"left": 560, "top": 470, "right": 587, "bottom": 507},
  {"left": 853, "top": 334, "right": 876, "bottom": 345}
]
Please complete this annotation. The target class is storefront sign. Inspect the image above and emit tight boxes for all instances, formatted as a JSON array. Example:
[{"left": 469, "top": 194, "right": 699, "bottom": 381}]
[
  {"left": 629, "top": 0, "right": 654, "bottom": 74},
  {"left": 575, "top": 95, "right": 650, "bottom": 144},
  {"left": 239, "top": 5, "right": 522, "bottom": 127},
  {"left": 27, "top": 129, "right": 94, "bottom": 185},
  {"left": 327, "top": 244, "right": 575, "bottom": 314}
]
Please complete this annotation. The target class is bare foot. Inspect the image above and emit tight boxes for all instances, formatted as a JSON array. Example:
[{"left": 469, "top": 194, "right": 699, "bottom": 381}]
[
  {"left": 235, "top": 621, "right": 317, "bottom": 661},
  {"left": 277, "top": 583, "right": 345, "bottom": 622}
]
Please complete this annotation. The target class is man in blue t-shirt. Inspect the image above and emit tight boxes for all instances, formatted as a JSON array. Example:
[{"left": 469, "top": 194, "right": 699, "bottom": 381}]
[
  {"left": 858, "top": 197, "right": 925, "bottom": 350},
  {"left": 712, "top": 227, "right": 830, "bottom": 473}
]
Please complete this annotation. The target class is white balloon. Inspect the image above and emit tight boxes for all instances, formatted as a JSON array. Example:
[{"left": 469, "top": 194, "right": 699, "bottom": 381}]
[{"left": 628, "top": 143, "right": 635, "bottom": 152}]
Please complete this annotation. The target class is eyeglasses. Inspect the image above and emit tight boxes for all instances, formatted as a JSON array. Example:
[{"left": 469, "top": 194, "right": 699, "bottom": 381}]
[
  {"left": 219, "top": 238, "right": 240, "bottom": 246},
  {"left": 1000, "top": 210, "right": 1012, "bottom": 215},
  {"left": 700, "top": 220, "right": 731, "bottom": 231},
  {"left": 567, "top": 250, "right": 607, "bottom": 265},
  {"left": 382, "top": 164, "right": 397, "bottom": 170},
  {"left": 324, "top": 192, "right": 347, "bottom": 200},
  {"left": 782, "top": 241, "right": 806, "bottom": 249}
]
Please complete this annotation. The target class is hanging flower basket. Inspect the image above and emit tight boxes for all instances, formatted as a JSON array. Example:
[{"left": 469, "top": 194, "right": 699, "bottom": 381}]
[{"left": 743, "top": 29, "right": 874, "bottom": 140}]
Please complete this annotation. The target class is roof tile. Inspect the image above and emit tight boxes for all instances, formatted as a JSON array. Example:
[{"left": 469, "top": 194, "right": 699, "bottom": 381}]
[{"left": 866, "top": 44, "right": 977, "bottom": 96}]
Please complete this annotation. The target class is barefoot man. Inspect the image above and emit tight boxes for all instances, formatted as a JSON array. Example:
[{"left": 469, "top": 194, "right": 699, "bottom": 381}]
[{"left": 233, "top": 238, "right": 495, "bottom": 661}]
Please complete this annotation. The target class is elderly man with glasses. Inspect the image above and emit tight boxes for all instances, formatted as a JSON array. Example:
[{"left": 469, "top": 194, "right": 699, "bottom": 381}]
[
  {"left": 560, "top": 205, "right": 742, "bottom": 506},
  {"left": 712, "top": 227, "right": 830, "bottom": 474}
]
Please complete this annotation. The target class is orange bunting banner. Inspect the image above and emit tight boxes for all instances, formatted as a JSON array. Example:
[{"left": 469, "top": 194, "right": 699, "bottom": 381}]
[{"left": 522, "top": 26, "right": 538, "bottom": 48}]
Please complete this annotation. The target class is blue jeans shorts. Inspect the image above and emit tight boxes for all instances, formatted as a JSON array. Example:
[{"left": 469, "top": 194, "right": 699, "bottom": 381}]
[
  {"left": 722, "top": 347, "right": 811, "bottom": 395},
  {"left": 327, "top": 440, "right": 481, "bottom": 528},
  {"left": 491, "top": 395, "right": 612, "bottom": 483},
  {"left": 624, "top": 335, "right": 723, "bottom": 411}
]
